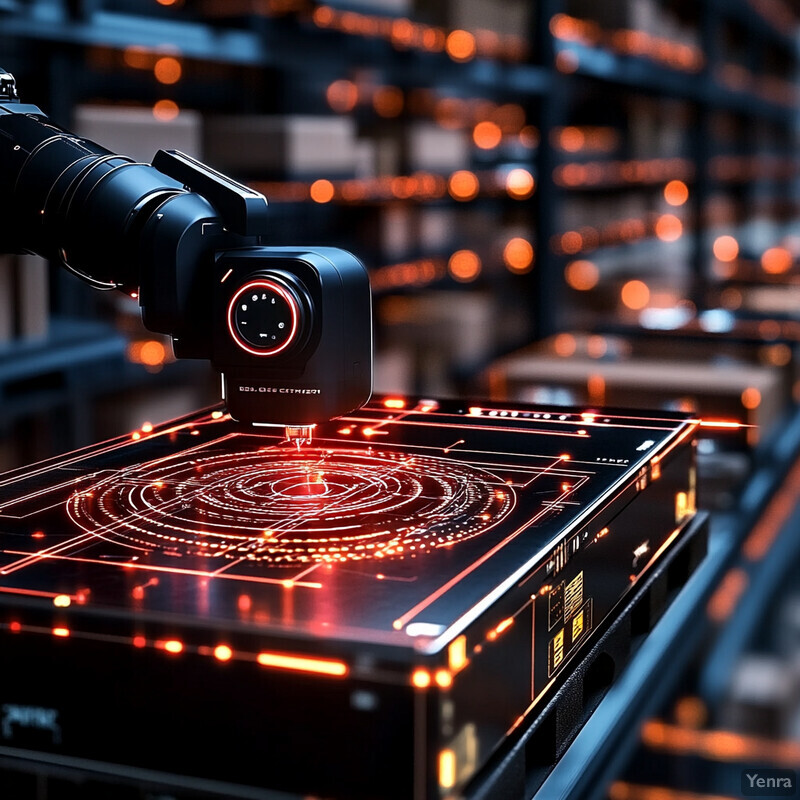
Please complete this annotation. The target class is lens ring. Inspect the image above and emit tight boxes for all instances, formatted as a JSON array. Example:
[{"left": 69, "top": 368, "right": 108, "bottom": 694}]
[{"left": 227, "top": 278, "right": 301, "bottom": 356}]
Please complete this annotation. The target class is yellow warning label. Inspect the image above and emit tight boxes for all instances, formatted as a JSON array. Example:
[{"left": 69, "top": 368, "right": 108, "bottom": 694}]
[
  {"left": 552, "top": 628, "right": 564, "bottom": 670},
  {"left": 564, "top": 571, "right": 584, "bottom": 619},
  {"left": 572, "top": 609, "right": 584, "bottom": 642}
]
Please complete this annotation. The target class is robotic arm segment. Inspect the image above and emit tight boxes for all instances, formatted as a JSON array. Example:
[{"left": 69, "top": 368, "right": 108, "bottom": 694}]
[{"left": 0, "top": 71, "right": 372, "bottom": 428}]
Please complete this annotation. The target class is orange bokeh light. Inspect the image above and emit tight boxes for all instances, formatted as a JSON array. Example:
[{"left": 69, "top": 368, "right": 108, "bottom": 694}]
[
  {"left": 713, "top": 235, "right": 739, "bottom": 262},
  {"left": 503, "top": 237, "right": 535, "bottom": 273},
  {"left": 448, "top": 170, "right": 480, "bottom": 201},
  {"left": 761, "top": 246, "right": 793, "bottom": 274},
  {"left": 446, "top": 30, "right": 476, "bottom": 62},
  {"left": 473, "top": 121, "right": 502, "bottom": 149},
  {"left": 154, "top": 56, "right": 182, "bottom": 85},
  {"left": 448, "top": 250, "right": 482, "bottom": 282},
  {"left": 559, "top": 126, "right": 585, "bottom": 152},
  {"left": 373, "top": 86, "right": 404, "bottom": 118},
  {"left": 326, "top": 79, "right": 358, "bottom": 112},
  {"left": 664, "top": 180, "right": 689, "bottom": 206},
  {"left": 621, "top": 279, "right": 650, "bottom": 310},
  {"left": 560, "top": 231, "right": 583, "bottom": 255},
  {"left": 152, "top": 99, "right": 179, "bottom": 121},
  {"left": 655, "top": 214, "right": 683, "bottom": 242},
  {"left": 214, "top": 644, "right": 233, "bottom": 662},
  {"left": 553, "top": 332, "right": 577, "bottom": 357},
  {"left": 741, "top": 387, "right": 762, "bottom": 409},
  {"left": 412, "top": 668, "right": 431, "bottom": 688},
  {"left": 123, "top": 46, "right": 152, "bottom": 70},
  {"left": 506, "top": 168, "right": 535, "bottom": 199},
  {"left": 310, "top": 179, "right": 335, "bottom": 203},
  {"left": 564, "top": 260, "right": 599, "bottom": 291}
]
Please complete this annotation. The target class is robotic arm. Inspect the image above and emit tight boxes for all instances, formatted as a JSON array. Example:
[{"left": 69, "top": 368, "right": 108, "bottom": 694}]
[{"left": 0, "top": 69, "right": 373, "bottom": 436}]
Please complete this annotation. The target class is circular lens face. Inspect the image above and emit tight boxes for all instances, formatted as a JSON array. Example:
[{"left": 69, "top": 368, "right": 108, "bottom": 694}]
[{"left": 227, "top": 279, "right": 300, "bottom": 356}]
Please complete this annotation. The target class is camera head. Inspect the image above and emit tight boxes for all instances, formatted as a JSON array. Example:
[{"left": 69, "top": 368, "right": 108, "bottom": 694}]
[{"left": 0, "top": 91, "right": 372, "bottom": 427}]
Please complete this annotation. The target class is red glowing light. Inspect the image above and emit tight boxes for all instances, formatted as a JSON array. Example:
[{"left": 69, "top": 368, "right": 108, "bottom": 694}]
[
  {"left": 384, "top": 398, "right": 406, "bottom": 409},
  {"left": 162, "top": 639, "right": 183, "bottom": 654},
  {"left": 214, "top": 644, "right": 233, "bottom": 662},
  {"left": 412, "top": 668, "right": 431, "bottom": 688},
  {"left": 257, "top": 651, "right": 348, "bottom": 677},
  {"left": 53, "top": 627, "right": 70, "bottom": 638},
  {"left": 9, "top": 621, "right": 21, "bottom": 633},
  {"left": 133, "top": 635, "right": 146, "bottom": 648},
  {"left": 227, "top": 279, "right": 300, "bottom": 357}
]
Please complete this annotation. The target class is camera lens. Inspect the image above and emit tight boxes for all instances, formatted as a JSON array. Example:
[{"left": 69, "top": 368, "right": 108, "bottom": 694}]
[{"left": 227, "top": 276, "right": 303, "bottom": 356}]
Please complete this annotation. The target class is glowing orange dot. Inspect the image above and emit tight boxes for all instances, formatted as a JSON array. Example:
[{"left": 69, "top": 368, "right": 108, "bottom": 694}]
[
  {"left": 132, "top": 432, "right": 141, "bottom": 441},
  {"left": 559, "top": 126, "right": 585, "bottom": 152},
  {"left": 238, "top": 594, "right": 252, "bottom": 612},
  {"left": 156, "top": 0, "right": 180, "bottom": 5},
  {"left": 446, "top": 30, "right": 476, "bottom": 62},
  {"left": 448, "top": 250, "right": 482, "bottom": 282},
  {"left": 655, "top": 214, "right": 682, "bottom": 242},
  {"left": 741, "top": 387, "right": 761, "bottom": 409},
  {"left": 664, "top": 180, "right": 689, "bottom": 206},
  {"left": 53, "top": 594, "right": 71, "bottom": 608},
  {"left": 506, "top": 168, "right": 535, "bottom": 199},
  {"left": 163, "top": 639, "right": 183, "bottom": 654},
  {"left": 10, "top": 621, "right": 22, "bottom": 633},
  {"left": 214, "top": 644, "right": 233, "bottom": 662},
  {"left": 133, "top": 635, "right": 146, "bottom": 648},
  {"left": 761, "top": 246, "right": 792, "bottom": 274},
  {"left": 621, "top": 280, "right": 650, "bottom": 310},
  {"left": 123, "top": 46, "right": 152, "bottom": 70},
  {"left": 435, "top": 669, "right": 453, "bottom": 688},
  {"left": 412, "top": 668, "right": 431, "bottom": 688},
  {"left": 326, "top": 79, "right": 358, "bottom": 113},
  {"left": 53, "top": 627, "right": 70, "bottom": 638},
  {"left": 313, "top": 5, "right": 334, "bottom": 26},
  {"left": 713, "top": 235, "right": 739, "bottom": 262},
  {"left": 448, "top": 170, "right": 479, "bottom": 201},
  {"left": 152, "top": 99, "right": 179, "bottom": 122},
  {"left": 373, "top": 86, "right": 404, "bottom": 118},
  {"left": 383, "top": 398, "right": 406, "bottom": 409},
  {"left": 503, "top": 237, "right": 534, "bottom": 273},
  {"left": 310, "top": 179, "right": 335, "bottom": 203},
  {"left": 560, "top": 231, "right": 583, "bottom": 254},
  {"left": 674, "top": 696, "right": 707, "bottom": 729},
  {"left": 473, "top": 121, "right": 502, "bottom": 149},
  {"left": 564, "top": 259, "right": 599, "bottom": 291},
  {"left": 32, "top": 531, "right": 45, "bottom": 539},
  {"left": 141, "top": 422, "right": 153, "bottom": 433},
  {"left": 153, "top": 56, "right": 182, "bottom": 85},
  {"left": 553, "top": 333, "right": 577, "bottom": 357},
  {"left": 138, "top": 340, "right": 165, "bottom": 368},
  {"left": 132, "top": 586, "right": 145, "bottom": 600}
]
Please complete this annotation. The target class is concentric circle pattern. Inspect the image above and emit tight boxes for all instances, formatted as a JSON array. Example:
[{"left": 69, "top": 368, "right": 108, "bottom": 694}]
[{"left": 68, "top": 448, "right": 515, "bottom": 565}]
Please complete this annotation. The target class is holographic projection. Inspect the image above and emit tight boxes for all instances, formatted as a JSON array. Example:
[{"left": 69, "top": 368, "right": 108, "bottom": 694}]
[
  {"left": 0, "top": 397, "right": 693, "bottom": 643},
  {"left": 67, "top": 447, "right": 514, "bottom": 566}
]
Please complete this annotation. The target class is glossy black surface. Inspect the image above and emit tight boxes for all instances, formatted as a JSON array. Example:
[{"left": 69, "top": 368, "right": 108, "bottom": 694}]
[{"left": 0, "top": 396, "right": 694, "bottom": 648}]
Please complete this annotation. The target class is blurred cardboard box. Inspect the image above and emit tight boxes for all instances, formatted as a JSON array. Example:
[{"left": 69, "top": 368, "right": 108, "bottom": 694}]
[
  {"left": 406, "top": 122, "right": 469, "bottom": 173},
  {"left": 74, "top": 105, "right": 202, "bottom": 164},
  {"left": 204, "top": 115, "right": 360, "bottom": 178}
]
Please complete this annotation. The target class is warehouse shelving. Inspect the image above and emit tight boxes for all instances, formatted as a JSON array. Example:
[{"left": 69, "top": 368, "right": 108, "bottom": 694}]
[{"left": 2, "top": 0, "right": 800, "bottom": 796}]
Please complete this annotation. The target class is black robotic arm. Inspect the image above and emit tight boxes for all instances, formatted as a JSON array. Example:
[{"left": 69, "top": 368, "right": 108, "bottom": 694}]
[{"left": 0, "top": 69, "right": 373, "bottom": 430}]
